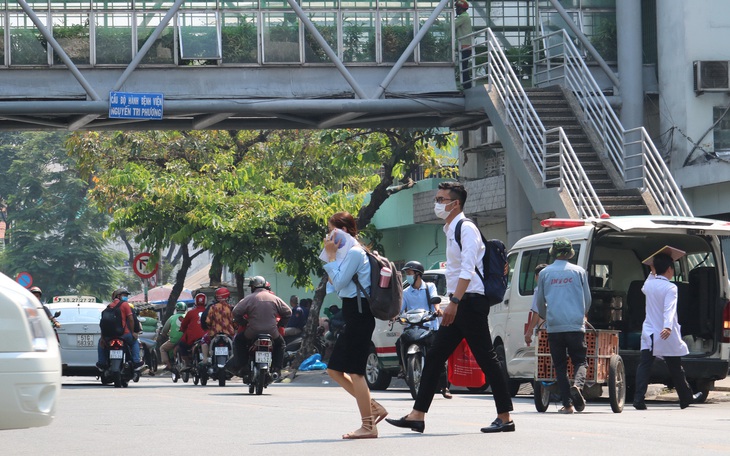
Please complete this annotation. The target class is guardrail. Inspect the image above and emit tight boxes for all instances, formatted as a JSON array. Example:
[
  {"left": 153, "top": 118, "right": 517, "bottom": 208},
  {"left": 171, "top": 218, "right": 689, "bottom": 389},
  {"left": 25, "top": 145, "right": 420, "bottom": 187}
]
[
  {"left": 466, "top": 27, "right": 605, "bottom": 218},
  {"left": 533, "top": 29, "right": 692, "bottom": 217}
]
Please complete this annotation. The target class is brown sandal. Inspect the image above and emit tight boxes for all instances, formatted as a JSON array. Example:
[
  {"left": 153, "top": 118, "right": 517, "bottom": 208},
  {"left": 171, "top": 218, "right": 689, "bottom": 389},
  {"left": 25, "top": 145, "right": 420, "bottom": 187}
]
[
  {"left": 371, "top": 399, "right": 388, "bottom": 424},
  {"left": 342, "top": 416, "right": 378, "bottom": 439}
]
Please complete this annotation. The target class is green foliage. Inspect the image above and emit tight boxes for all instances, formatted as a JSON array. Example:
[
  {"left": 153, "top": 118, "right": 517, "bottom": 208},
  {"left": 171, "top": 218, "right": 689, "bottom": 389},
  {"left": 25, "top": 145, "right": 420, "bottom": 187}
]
[
  {"left": 343, "top": 20, "right": 375, "bottom": 62},
  {"left": 96, "top": 27, "right": 133, "bottom": 64},
  {"left": 591, "top": 17, "right": 617, "bottom": 62},
  {"left": 377, "top": 25, "right": 414, "bottom": 62},
  {"left": 0, "top": 132, "right": 124, "bottom": 299},
  {"left": 305, "top": 25, "right": 337, "bottom": 63},
  {"left": 69, "top": 128, "right": 454, "bottom": 290},
  {"left": 222, "top": 21, "right": 258, "bottom": 63},
  {"left": 10, "top": 29, "right": 47, "bottom": 65}
]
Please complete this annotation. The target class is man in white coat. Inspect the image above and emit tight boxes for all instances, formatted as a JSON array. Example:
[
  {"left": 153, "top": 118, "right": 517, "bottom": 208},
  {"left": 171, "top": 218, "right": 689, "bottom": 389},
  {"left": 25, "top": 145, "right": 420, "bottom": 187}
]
[{"left": 633, "top": 251, "right": 697, "bottom": 410}]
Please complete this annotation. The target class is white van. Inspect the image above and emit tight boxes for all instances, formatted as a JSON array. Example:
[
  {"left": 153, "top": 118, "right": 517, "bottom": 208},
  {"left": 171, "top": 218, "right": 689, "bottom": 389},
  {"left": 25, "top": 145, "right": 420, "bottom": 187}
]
[{"left": 490, "top": 216, "right": 730, "bottom": 400}]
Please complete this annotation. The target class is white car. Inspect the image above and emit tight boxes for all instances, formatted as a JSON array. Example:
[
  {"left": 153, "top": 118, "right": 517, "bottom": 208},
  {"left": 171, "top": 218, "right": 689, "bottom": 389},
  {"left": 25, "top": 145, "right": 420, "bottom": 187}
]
[
  {"left": 0, "top": 273, "right": 61, "bottom": 430},
  {"left": 366, "top": 268, "right": 447, "bottom": 390}
]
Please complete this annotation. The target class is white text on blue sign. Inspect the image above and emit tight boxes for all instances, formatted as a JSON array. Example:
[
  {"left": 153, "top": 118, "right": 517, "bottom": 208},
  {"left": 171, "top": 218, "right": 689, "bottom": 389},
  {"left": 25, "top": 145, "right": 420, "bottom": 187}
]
[{"left": 109, "top": 92, "right": 164, "bottom": 120}]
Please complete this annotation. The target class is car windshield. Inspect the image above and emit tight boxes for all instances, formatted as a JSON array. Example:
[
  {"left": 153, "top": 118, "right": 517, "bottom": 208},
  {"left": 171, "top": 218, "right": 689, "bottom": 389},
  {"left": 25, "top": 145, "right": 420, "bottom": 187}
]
[{"left": 55, "top": 307, "right": 101, "bottom": 324}]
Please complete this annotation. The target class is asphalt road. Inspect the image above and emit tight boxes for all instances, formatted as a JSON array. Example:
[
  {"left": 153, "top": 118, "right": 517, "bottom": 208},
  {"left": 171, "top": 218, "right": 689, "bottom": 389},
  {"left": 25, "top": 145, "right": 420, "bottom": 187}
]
[{"left": 3, "top": 372, "right": 730, "bottom": 456}]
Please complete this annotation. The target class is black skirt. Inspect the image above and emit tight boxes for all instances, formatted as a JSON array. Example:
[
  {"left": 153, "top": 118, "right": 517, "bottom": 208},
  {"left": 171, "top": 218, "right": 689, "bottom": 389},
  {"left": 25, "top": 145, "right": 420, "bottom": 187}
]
[{"left": 327, "top": 296, "right": 376, "bottom": 375}]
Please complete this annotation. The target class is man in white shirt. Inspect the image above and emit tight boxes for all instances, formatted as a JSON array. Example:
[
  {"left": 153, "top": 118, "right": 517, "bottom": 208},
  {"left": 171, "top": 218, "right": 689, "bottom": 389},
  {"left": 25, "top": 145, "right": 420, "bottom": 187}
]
[
  {"left": 633, "top": 251, "right": 697, "bottom": 410},
  {"left": 386, "top": 181, "right": 514, "bottom": 434}
]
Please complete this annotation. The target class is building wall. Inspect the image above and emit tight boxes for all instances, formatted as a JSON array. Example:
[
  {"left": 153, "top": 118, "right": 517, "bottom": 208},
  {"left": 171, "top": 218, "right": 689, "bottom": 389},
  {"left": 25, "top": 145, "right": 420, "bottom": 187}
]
[{"left": 656, "top": 0, "right": 730, "bottom": 216}]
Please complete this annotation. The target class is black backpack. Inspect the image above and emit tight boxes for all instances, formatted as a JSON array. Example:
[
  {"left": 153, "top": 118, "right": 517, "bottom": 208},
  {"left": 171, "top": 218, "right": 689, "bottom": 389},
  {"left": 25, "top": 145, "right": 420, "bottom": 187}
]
[
  {"left": 100, "top": 302, "right": 125, "bottom": 338},
  {"left": 454, "top": 218, "right": 509, "bottom": 306},
  {"left": 353, "top": 250, "right": 403, "bottom": 321}
]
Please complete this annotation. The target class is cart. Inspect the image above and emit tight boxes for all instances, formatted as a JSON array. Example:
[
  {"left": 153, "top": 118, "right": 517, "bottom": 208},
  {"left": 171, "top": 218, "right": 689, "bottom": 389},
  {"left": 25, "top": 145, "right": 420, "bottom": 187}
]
[{"left": 534, "top": 324, "right": 625, "bottom": 413}]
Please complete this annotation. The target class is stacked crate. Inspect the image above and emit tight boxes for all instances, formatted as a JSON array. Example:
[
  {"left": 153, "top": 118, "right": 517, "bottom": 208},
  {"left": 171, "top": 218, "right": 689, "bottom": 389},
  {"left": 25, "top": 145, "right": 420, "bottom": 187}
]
[{"left": 535, "top": 329, "right": 619, "bottom": 383}]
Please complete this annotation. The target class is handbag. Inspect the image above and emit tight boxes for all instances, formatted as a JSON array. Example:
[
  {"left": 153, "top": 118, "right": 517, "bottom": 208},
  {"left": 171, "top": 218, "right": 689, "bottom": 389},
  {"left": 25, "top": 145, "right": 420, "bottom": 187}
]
[{"left": 447, "top": 339, "right": 486, "bottom": 388}]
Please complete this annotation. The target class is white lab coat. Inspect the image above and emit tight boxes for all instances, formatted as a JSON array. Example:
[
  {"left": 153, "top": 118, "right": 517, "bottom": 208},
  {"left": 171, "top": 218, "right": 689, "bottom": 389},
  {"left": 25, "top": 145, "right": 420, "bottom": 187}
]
[{"left": 640, "top": 274, "right": 689, "bottom": 357}]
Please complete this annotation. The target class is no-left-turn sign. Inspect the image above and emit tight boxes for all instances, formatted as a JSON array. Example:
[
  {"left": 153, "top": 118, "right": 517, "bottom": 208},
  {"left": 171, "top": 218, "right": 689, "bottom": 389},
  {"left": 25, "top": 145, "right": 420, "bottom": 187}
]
[{"left": 132, "top": 252, "right": 158, "bottom": 279}]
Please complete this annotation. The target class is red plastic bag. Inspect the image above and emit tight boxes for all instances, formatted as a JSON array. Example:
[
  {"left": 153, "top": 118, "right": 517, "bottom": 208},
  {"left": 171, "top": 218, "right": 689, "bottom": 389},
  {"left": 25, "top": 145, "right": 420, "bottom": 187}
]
[{"left": 448, "top": 339, "right": 486, "bottom": 388}]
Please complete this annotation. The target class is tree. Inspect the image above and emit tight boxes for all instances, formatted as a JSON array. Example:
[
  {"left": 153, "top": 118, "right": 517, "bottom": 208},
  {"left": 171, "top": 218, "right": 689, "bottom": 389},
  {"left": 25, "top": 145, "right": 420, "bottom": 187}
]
[
  {"left": 68, "top": 127, "right": 454, "bottom": 345},
  {"left": 0, "top": 131, "right": 123, "bottom": 299}
]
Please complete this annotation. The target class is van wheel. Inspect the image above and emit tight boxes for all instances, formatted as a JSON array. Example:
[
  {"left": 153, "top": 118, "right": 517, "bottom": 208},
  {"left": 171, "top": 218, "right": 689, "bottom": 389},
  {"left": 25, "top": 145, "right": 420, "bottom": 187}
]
[
  {"left": 495, "top": 344, "right": 521, "bottom": 397},
  {"left": 365, "top": 345, "right": 391, "bottom": 391},
  {"left": 689, "top": 380, "right": 710, "bottom": 404}
]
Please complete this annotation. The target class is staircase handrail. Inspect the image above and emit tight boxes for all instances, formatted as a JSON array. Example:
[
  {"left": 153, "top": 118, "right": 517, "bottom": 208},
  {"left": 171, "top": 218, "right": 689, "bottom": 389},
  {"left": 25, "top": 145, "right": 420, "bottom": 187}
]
[
  {"left": 624, "top": 127, "right": 693, "bottom": 217},
  {"left": 545, "top": 127, "right": 607, "bottom": 218},
  {"left": 534, "top": 29, "right": 693, "bottom": 217},
  {"left": 479, "top": 27, "right": 605, "bottom": 218}
]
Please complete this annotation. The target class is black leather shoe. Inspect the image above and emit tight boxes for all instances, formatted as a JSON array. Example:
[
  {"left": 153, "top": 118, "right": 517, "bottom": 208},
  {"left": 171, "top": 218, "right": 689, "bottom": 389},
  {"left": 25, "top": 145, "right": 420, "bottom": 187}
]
[
  {"left": 480, "top": 418, "right": 515, "bottom": 433},
  {"left": 441, "top": 388, "right": 453, "bottom": 399},
  {"left": 632, "top": 401, "right": 647, "bottom": 410},
  {"left": 385, "top": 416, "right": 425, "bottom": 433},
  {"left": 571, "top": 386, "right": 585, "bottom": 412}
]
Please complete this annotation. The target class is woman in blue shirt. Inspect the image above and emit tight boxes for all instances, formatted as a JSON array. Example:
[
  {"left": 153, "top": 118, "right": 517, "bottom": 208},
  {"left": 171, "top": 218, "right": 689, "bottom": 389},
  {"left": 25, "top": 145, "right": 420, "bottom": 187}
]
[{"left": 323, "top": 211, "right": 385, "bottom": 439}]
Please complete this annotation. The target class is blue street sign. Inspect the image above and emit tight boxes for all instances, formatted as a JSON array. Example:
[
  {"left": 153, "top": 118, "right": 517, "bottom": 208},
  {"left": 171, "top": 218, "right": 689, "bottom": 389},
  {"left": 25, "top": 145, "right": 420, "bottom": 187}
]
[
  {"left": 109, "top": 92, "right": 163, "bottom": 120},
  {"left": 16, "top": 271, "right": 32, "bottom": 288}
]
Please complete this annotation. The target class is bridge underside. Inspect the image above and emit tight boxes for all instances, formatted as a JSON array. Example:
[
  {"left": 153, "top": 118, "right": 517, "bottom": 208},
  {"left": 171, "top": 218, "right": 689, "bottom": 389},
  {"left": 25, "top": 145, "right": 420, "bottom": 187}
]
[{"left": 0, "top": 66, "right": 488, "bottom": 131}]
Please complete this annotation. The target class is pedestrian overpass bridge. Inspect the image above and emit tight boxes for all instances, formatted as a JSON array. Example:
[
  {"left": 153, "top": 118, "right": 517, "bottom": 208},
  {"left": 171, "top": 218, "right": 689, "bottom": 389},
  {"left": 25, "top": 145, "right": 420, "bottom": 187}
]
[{"left": 2, "top": 0, "right": 485, "bottom": 131}]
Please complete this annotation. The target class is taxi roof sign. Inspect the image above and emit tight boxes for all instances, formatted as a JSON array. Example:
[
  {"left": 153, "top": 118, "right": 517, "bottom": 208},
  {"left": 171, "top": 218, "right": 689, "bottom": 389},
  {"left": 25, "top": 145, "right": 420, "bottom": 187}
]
[{"left": 53, "top": 295, "right": 98, "bottom": 303}]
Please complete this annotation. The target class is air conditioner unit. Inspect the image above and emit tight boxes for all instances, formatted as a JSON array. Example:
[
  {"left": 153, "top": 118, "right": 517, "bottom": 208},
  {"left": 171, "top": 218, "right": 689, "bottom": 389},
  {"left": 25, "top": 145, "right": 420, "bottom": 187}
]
[{"left": 694, "top": 61, "right": 730, "bottom": 93}]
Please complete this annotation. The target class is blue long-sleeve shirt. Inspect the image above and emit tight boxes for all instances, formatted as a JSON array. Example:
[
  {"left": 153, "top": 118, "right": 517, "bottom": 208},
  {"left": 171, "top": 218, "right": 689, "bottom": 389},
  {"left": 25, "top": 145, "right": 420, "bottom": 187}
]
[
  {"left": 323, "top": 246, "right": 371, "bottom": 298},
  {"left": 534, "top": 260, "right": 592, "bottom": 333}
]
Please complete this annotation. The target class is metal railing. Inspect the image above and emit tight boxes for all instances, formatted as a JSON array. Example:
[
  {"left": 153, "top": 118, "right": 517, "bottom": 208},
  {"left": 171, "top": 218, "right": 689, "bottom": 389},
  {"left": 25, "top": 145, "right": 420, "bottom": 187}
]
[
  {"left": 534, "top": 29, "right": 692, "bottom": 217},
  {"left": 468, "top": 27, "right": 605, "bottom": 218},
  {"left": 545, "top": 127, "right": 606, "bottom": 219}
]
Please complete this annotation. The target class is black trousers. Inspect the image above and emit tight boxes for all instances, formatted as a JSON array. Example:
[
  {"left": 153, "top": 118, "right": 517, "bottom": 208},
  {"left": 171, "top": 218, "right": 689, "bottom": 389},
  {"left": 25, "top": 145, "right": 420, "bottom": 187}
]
[
  {"left": 460, "top": 48, "right": 473, "bottom": 89},
  {"left": 548, "top": 331, "right": 587, "bottom": 408},
  {"left": 232, "top": 333, "right": 285, "bottom": 373},
  {"left": 414, "top": 294, "right": 512, "bottom": 414},
  {"left": 634, "top": 335, "right": 693, "bottom": 405}
]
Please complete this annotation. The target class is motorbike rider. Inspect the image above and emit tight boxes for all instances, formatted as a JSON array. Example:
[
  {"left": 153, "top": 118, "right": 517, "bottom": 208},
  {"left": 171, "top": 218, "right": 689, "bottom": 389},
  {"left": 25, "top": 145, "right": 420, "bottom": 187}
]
[
  {"left": 284, "top": 295, "right": 308, "bottom": 337},
  {"left": 159, "top": 301, "right": 188, "bottom": 371},
  {"left": 201, "top": 287, "right": 236, "bottom": 363},
  {"left": 178, "top": 292, "right": 208, "bottom": 369},
  {"left": 96, "top": 288, "right": 144, "bottom": 371},
  {"left": 397, "top": 261, "right": 452, "bottom": 399},
  {"left": 231, "top": 276, "right": 292, "bottom": 378},
  {"left": 29, "top": 286, "right": 60, "bottom": 329}
]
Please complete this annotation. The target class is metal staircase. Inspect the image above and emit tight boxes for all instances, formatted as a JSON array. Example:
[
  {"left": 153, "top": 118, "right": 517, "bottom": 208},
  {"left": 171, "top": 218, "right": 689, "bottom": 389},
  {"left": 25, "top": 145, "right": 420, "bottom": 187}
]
[
  {"left": 529, "top": 87, "right": 649, "bottom": 216},
  {"left": 461, "top": 28, "right": 692, "bottom": 219}
]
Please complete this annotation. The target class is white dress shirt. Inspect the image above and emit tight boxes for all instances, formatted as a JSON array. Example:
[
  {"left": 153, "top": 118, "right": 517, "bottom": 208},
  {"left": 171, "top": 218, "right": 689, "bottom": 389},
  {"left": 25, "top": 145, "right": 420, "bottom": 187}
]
[{"left": 444, "top": 212, "right": 485, "bottom": 295}]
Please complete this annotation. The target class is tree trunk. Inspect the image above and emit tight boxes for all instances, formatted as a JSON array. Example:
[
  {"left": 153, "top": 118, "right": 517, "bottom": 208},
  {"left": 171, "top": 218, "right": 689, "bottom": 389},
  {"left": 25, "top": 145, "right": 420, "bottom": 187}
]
[
  {"left": 286, "top": 275, "right": 328, "bottom": 377},
  {"left": 209, "top": 253, "right": 222, "bottom": 284},
  {"left": 163, "top": 244, "right": 192, "bottom": 321}
]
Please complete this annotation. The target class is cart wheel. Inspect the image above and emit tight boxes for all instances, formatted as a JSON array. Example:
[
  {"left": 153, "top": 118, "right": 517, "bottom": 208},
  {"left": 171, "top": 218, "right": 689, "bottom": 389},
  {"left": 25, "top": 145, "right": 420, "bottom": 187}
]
[
  {"left": 533, "top": 380, "right": 551, "bottom": 412},
  {"left": 608, "top": 354, "right": 625, "bottom": 413}
]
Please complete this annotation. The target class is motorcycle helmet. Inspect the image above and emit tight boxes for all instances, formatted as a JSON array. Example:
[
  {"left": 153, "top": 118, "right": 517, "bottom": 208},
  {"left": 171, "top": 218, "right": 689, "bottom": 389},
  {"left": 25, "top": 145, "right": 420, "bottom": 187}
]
[
  {"left": 29, "top": 286, "right": 42, "bottom": 296},
  {"left": 401, "top": 260, "right": 425, "bottom": 277},
  {"left": 215, "top": 287, "right": 230, "bottom": 301},
  {"left": 249, "top": 276, "right": 267, "bottom": 291},
  {"left": 455, "top": 0, "right": 469, "bottom": 10},
  {"left": 194, "top": 292, "right": 207, "bottom": 306},
  {"left": 112, "top": 287, "right": 130, "bottom": 300},
  {"left": 175, "top": 301, "right": 187, "bottom": 312}
]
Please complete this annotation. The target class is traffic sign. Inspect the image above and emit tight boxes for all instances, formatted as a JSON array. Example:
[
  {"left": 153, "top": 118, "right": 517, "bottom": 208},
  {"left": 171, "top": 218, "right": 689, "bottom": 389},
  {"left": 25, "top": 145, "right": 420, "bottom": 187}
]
[
  {"left": 132, "top": 252, "right": 158, "bottom": 279},
  {"left": 16, "top": 271, "right": 33, "bottom": 288}
]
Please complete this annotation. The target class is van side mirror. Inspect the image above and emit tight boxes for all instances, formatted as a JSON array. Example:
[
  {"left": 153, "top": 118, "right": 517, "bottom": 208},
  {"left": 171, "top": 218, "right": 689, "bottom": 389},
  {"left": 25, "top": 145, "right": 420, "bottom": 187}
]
[
  {"left": 430, "top": 296, "right": 441, "bottom": 305},
  {"left": 53, "top": 311, "right": 62, "bottom": 318}
]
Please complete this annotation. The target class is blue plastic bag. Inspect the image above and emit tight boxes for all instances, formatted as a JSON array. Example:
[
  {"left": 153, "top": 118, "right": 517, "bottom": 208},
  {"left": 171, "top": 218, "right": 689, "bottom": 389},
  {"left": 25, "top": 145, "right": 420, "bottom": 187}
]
[{"left": 299, "top": 353, "right": 327, "bottom": 371}]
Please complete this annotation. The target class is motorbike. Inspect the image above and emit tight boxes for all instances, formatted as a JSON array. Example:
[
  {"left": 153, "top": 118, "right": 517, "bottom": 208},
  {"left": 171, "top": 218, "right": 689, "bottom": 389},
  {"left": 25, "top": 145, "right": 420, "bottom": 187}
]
[
  {"left": 99, "top": 337, "right": 136, "bottom": 388},
  {"left": 191, "top": 339, "right": 208, "bottom": 386},
  {"left": 283, "top": 326, "right": 326, "bottom": 368},
  {"left": 397, "top": 298, "right": 441, "bottom": 400},
  {"left": 207, "top": 333, "right": 234, "bottom": 387},
  {"left": 246, "top": 333, "right": 274, "bottom": 395},
  {"left": 138, "top": 336, "right": 158, "bottom": 379}
]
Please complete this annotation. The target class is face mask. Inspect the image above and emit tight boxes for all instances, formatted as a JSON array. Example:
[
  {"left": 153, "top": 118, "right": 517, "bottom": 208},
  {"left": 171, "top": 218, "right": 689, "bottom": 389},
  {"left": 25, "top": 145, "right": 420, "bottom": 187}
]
[
  {"left": 405, "top": 275, "right": 415, "bottom": 286},
  {"left": 121, "top": 296, "right": 129, "bottom": 302},
  {"left": 434, "top": 201, "right": 454, "bottom": 219}
]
